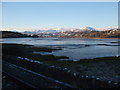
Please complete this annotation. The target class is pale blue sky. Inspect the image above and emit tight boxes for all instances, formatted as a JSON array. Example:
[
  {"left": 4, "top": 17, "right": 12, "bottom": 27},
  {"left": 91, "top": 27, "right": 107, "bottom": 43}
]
[{"left": 2, "top": 2, "right": 118, "bottom": 29}]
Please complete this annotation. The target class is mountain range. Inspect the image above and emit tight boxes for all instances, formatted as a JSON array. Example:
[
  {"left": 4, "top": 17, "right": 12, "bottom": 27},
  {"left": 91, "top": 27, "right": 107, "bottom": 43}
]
[
  {"left": 1, "top": 28, "right": 120, "bottom": 38},
  {"left": 22, "top": 26, "right": 118, "bottom": 35},
  {"left": 1, "top": 26, "right": 119, "bottom": 38}
]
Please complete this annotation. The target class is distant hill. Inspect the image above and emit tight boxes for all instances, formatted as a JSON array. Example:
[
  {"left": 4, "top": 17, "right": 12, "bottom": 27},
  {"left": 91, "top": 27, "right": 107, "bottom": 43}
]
[
  {"left": 0, "top": 31, "right": 38, "bottom": 38},
  {"left": 59, "top": 29, "right": 120, "bottom": 38}
]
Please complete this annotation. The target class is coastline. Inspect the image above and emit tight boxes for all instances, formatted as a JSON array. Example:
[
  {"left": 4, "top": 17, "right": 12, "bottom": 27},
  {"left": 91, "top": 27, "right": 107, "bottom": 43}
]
[{"left": 1, "top": 37, "right": 120, "bottom": 39}]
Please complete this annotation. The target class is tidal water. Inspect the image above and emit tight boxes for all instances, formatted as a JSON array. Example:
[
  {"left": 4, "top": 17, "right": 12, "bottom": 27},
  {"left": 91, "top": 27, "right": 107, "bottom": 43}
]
[{"left": 1, "top": 38, "right": 119, "bottom": 61}]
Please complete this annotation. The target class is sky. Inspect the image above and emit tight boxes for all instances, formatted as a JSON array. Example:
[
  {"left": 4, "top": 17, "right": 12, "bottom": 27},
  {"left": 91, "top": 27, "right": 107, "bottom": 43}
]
[{"left": 2, "top": 2, "right": 118, "bottom": 31}]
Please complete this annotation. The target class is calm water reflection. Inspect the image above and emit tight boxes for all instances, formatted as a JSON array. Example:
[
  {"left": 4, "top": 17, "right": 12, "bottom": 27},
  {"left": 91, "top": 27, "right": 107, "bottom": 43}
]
[{"left": 1, "top": 38, "right": 119, "bottom": 61}]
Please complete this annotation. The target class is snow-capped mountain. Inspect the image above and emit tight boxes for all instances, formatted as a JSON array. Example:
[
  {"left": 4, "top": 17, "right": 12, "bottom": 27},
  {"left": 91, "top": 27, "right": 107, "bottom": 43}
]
[
  {"left": 23, "top": 29, "right": 57, "bottom": 35},
  {"left": 79, "top": 26, "right": 96, "bottom": 31},
  {"left": 20, "top": 26, "right": 118, "bottom": 35},
  {"left": 68, "top": 26, "right": 96, "bottom": 32},
  {"left": 45, "top": 30, "right": 57, "bottom": 33},
  {"left": 95, "top": 27, "right": 118, "bottom": 31}
]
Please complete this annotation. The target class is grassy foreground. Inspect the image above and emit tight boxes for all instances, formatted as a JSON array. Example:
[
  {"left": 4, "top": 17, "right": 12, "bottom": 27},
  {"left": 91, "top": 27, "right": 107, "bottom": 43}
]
[
  {"left": 2, "top": 43, "right": 68, "bottom": 61},
  {"left": 2, "top": 43, "right": 120, "bottom": 88}
]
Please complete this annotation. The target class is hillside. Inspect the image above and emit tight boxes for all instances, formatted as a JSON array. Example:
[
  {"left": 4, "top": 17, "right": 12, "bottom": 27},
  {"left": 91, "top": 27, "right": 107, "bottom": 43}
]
[
  {"left": 0, "top": 31, "right": 38, "bottom": 38},
  {"left": 58, "top": 29, "right": 120, "bottom": 38}
]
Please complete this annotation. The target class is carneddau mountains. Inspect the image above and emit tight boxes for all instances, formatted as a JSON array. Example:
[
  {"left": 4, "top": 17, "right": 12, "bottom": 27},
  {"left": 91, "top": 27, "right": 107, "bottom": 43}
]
[{"left": 1, "top": 26, "right": 119, "bottom": 38}]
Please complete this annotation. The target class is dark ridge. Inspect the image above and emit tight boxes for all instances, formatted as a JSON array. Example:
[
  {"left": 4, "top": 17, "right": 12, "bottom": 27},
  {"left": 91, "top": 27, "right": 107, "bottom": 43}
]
[{"left": 0, "top": 31, "right": 38, "bottom": 38}]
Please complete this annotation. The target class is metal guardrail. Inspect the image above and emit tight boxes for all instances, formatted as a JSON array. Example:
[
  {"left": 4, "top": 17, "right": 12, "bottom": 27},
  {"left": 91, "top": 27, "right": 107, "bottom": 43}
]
[
  {"left": 3, "top": 61, "right": 75, "bottom": 88},
  {"left": 3, "top": 71, "right": 37, "bottom": 89}
]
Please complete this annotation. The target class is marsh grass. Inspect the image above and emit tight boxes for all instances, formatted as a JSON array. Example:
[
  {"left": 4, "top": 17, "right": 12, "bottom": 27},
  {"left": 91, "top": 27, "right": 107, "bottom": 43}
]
[
  {"left": 2, "top": 43, "right": 120, "bottom": 88},
  {"left": 30, "top": 47, "right": 62, "bottom": 52},
  {"left": 2, "top": 43, "right": 69, "bottom": 62},
  {"left": 2, "top": 43, "right": 120, "bottom": 68},
  {"left": 2, "top": 43, "right": 31, "bottom": 56}
]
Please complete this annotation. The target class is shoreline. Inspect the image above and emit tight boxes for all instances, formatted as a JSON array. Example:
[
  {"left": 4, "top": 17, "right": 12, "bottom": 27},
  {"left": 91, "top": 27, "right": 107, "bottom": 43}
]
[
  {"left": 1, "top": 37, "right": 120, "bottom": 39},
  {"left": 2, "top": 43, "right": 120, "bottom": 88},
  {"left": 58, "top": 37, "right": 120, "bottom": 39}
]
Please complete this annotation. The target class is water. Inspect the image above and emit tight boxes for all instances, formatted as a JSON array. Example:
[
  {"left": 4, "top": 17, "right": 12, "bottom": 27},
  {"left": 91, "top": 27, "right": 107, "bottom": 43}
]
[{"left": 1, "top": 38, "right": 119, "bottom": 61}]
